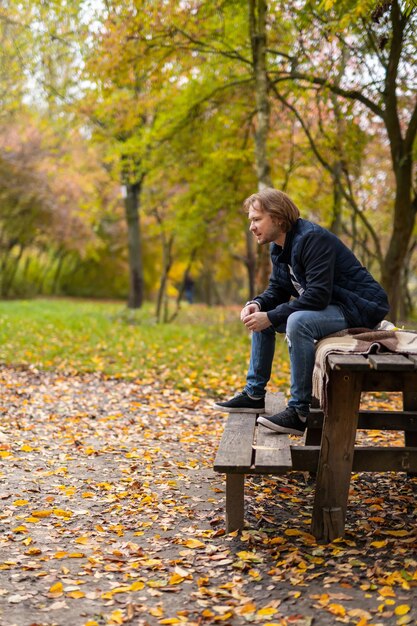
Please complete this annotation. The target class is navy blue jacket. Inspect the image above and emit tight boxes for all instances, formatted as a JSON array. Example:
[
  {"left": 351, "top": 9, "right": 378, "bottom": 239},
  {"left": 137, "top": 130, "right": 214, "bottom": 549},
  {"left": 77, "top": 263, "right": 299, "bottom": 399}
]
[{"left": 254, "top": 219, "right": 389, "bottom": 330}]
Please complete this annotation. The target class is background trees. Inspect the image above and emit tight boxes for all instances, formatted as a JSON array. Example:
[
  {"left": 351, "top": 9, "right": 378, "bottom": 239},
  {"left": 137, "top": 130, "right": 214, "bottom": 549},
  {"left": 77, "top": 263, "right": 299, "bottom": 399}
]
[{"left": 0, "top": 0, "right": 416, "bottom": 321}]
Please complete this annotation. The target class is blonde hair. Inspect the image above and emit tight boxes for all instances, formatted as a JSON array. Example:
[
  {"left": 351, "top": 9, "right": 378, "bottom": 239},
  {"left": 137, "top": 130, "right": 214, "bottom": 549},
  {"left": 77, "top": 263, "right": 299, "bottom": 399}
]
[{"left": 243, "top": 188, "right": 300, "bottom": 233}]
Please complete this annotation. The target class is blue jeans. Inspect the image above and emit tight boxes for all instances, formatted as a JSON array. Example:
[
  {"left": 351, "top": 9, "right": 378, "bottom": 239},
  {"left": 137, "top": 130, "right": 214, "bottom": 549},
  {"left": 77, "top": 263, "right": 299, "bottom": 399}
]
[{"left": 244, "top": 305, "right": 348, "bottom": 415}]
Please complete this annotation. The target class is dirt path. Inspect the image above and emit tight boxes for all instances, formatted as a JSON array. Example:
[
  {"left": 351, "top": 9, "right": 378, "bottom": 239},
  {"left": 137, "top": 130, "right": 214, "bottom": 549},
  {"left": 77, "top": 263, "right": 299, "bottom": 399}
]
[{"left": 0, "top": 366, "right": 416, "bottom": 626}]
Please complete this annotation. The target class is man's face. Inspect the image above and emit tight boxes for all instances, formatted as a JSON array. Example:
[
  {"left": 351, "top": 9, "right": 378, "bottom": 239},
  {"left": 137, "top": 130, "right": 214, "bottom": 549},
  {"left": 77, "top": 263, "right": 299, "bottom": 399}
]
[{"left": 248, "top": 201, "right": 284, "bottom": 245}]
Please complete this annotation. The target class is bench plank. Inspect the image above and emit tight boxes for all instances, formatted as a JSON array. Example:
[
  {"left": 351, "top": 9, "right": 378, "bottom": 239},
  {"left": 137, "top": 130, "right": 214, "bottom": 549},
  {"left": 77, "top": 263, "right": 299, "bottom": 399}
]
[
  {"left": 213, "top": 414, "right": 256, "bottom": 472},
  {"left": 327, "top": 354, "right": 369, "bottom": 370},
  {"left": 308, "top": 409, "right": 417, "bottom": 431},
  {"left": 368, "top": 354, "right": 416, "bottom": 371},
  {"left": 254, "top": 426, "right": 292, "bottom": 472},
  {"left": 292, "top": 445, "right": 417, "bottom": 472}
]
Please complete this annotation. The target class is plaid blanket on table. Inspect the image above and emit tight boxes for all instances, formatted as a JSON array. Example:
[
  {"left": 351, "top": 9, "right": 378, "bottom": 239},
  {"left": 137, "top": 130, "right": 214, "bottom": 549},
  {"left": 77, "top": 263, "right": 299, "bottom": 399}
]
[{"left": 312, "top": 327, "right": 417, "bottom": 410}]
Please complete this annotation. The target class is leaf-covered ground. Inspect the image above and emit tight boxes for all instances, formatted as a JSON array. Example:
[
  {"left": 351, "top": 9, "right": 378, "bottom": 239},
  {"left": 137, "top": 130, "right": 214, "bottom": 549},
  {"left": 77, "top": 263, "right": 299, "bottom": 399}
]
[{"left": 0, "top": 365, "right": 416, "bottom": 626}]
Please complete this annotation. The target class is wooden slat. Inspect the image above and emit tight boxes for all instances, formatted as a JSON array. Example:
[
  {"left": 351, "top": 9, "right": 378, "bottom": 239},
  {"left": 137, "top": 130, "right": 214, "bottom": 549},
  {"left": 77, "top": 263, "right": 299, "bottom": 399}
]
[
  {"left": 353, "top": 447, "right": 417, "bottom": 471},
  {"left": 359, "top": 410, "right": 417, "bottom": 431},
  {"left": 292, "top": 445, "right": 417, "bottom": 472},
  {"left": 307, "top": 409, "right": 417, "bottom": 431},
  {"left": 368, "top": 354, "right": 416, "bottom": 371},
  {"left": 361, "top": 371, "right": 414, "bottom": 392},
  {"left": 407, "top": 354, "right": 417, "bottom": 368},
  {"left": 254, "top": 427, "right": 292, "bottom": 472},
  {"left": 213, "top": 414, "right": 256, "bottom": 472},
  {"left": 264, "top": 391, "right": 286, "bottom": 414},
  {"left": 327, "top": 354, "right": 369, "bottom": 370},
  {"left": 291, "top": 445, "right": 319, "bottom": 472},
  {"left": 307, "top": 409, "right": 324, "bottom": 428}
]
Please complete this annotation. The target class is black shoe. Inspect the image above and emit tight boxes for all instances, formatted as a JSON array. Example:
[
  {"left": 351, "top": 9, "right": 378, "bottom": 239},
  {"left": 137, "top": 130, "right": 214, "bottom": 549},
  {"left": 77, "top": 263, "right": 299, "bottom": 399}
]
[
  {"left": 213, "top": 391, "right": 265, "bottom": 413},
  {"left": 257, "top": 406, "right": 307, "bottom": 435}
]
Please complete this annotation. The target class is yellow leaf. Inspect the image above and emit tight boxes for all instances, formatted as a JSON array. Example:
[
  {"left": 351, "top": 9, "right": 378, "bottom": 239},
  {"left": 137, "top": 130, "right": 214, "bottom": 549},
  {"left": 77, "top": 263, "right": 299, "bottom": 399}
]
[
  {"left": 236, "top": 551, "right": 261, "bottom": 562},
  {"left": 54, "top": 551, "right": 69, "bottom": 559},
  {"left": 130, "top": 581, "right": 145, "bottom": 591},
  {"left": 75, "top": 537, "right": 89, "bottom": 544},
  {"left": 25, "top": 517, "right": 41, "bottom": 523},
  {"left": 149, "top": 607, "right": 164, "bottom": 617},
  {"left": 108, "top": 609, "right": 124, "bottom": 624},
  {"left": 159, "top": 620, "right": 181, "bottom": 625},
  {"left": 49, "top": 582, "right": 63, "bottom": 594},
  {"left": 183, "top": 538, "right": 205, "bottom": 549},
  {"left": 237, "top": 603, "right": 256, "bottom": 615},
  {"left": 31, "top": 510, "right": 52, "bottom": 518},
  {"left": 20, "top": 444, "right": 33, "bottom": 452},
  {"left": 379, "top": 586, "right": 396, "bottom": 597},
  {"left": 328, "top": 603, "right": 346, "bottom": 617},
  {"left": 257, "top": 607, "right": 277, "bottom": 617},
  {"left": 13, "top": 526, "right": 28, "bottom": 533},
  {"left": 13, "top": 499, "right": 29, "bottom": 506},
  {"left": 270, "top": 537, "right": 285, "bottom": 545},
  {"left": 371, "top": 540, "right": 388, "bottom": 548},
  {"left": 67, "top": 590, "right": 85, "bottom": 599},
  {"left": 397, "top": 617, "right": 412, "bottom": 626},
  {"left": 383, "top": 530, "right": 409, "bottom": 537},
  {"left": 213, "top": 613, "right": 234, "bottom": 622},
  {"left": 395, "top": 605, "right": 410, "bottom": 616},
  {"left": 68, "top": 553, "right": 85, "bottom": 558},
  {"left": 24, "top": 547, "right": 42, "bottom": 555},
  {"left": 101, "top": 592, "right": 114, "bottom": 600},
  {"left": 110, "top": 586, "right": 131, "bottom": 594},
  {"left": 84, "top": 621, "right": 99, "bottom": 626},
  {"left": 53, "top": 508, "right": 73, "bottom": 517},
  {"left": 168, "top": 573, "right": 184, "bottom": 585}
]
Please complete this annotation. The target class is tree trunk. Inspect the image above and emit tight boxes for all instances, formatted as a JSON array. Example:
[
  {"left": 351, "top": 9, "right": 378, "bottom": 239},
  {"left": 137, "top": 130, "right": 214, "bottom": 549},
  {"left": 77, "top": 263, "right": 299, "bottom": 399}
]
[
  {"left": 123, "top": 179, "right": 144, "bottom": 309},
  {"left": 381, "top": 163, "right": 414, "bottom": 321},
  {"left": 379, "top": 0, "right": 416, "bottom": 322},
  {"left": 248, "top": 0, "right": 272, "bottom": 293},
  {"left": 156, "top": 234, "right": 174, "bottom": 323}
]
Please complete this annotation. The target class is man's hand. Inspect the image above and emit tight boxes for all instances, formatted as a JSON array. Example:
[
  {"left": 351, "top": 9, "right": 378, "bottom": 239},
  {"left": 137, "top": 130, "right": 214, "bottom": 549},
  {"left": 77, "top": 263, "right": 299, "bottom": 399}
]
[
  {"left": 242, "top": 311, "right": 272, "bottom": 332},
  {"left": 240, "top": 302, "right": 259, "bottom": 321}
]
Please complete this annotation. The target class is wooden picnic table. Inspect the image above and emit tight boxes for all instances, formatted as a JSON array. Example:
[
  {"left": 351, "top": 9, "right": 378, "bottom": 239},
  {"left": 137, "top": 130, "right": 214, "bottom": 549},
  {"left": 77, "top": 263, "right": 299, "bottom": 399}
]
[{"left": 214, "top": 352, "right": 417, "bottom": 542}]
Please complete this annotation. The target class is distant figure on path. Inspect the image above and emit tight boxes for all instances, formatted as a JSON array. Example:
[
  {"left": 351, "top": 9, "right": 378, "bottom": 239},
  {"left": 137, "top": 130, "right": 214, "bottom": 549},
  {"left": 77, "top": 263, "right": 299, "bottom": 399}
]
[
  {"left": 214, "top": 188, "right": 389, "bottom": 435},
  {"left": 184, "top": 273, "right": 195, "bottom": 304}
]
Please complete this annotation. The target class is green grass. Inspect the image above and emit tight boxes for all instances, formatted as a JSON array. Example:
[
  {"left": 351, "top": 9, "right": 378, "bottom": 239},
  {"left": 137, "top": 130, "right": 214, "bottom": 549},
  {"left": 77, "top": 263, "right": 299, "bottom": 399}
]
[{"left": 0, "top": 298, "right": 290, "bottom": 397}]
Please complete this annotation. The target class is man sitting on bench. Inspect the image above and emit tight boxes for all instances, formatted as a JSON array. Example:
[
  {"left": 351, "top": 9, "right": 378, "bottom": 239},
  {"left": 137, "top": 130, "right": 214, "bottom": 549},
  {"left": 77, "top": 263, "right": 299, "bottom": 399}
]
[{"left": 214, "top": 188, "right": 389, "bottom": 435}]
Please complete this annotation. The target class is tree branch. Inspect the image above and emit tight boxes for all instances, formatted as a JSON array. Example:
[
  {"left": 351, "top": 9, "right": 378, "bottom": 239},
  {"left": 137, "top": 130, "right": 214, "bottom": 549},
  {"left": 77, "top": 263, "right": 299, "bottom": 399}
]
[
  {"left": 269, "top": 81, "right": 384, "bottom": 264},
  {"left": 270, "top": 72, "right": 384, "bottom": 119}
]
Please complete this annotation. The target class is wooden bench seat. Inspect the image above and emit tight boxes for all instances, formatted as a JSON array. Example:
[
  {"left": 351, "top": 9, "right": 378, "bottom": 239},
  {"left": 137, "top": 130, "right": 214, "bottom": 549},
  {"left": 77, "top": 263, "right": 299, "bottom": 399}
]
[
  {"left": 214, "top": 351, "right": 417, "bottom": 540},
  {"left": 213, "top": 393, "right": 292, "bottom": 532}
]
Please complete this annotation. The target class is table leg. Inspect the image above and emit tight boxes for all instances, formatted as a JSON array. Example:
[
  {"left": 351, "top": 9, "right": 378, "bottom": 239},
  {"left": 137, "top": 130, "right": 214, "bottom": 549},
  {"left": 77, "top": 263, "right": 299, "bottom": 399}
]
[
  {"left": 311, "top": 370, "right": 362, "bottom": 542},
  {"left": 225, "top": 473, "right": 245, "bottom": 532},
  {"left": 403, "top": 377, "right": 417, "bottom": 475}
]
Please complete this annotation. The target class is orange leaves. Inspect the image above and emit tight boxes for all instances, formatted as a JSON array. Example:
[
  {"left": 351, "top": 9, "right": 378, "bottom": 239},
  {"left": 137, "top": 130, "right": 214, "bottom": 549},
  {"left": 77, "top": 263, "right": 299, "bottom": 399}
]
[{"left": 0, "top": 364, "right": 416, "bottom": 626}]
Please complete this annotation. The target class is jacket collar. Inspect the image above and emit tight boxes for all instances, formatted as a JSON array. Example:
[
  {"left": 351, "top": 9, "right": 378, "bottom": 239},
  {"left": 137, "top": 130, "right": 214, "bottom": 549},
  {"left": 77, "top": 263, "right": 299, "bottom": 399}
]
[{"left": 270, "top": 220, "right": 298, "bottom": 263}]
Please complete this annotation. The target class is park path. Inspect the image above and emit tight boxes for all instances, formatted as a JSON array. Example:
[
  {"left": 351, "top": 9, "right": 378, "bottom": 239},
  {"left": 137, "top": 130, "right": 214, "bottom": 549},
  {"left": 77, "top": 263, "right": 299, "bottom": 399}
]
[{"left": 0, "top": 365, "right": 416, "bottom": 626}]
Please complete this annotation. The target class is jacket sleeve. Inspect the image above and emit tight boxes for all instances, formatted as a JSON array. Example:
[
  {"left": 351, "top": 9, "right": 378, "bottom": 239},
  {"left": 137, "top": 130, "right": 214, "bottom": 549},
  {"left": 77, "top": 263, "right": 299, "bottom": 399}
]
[
  {"left": 252, "top": 264, "right": 293, "bottom": 313},
  {"left": 265, "top": 231, "right": 336, "bottom": 328}
]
